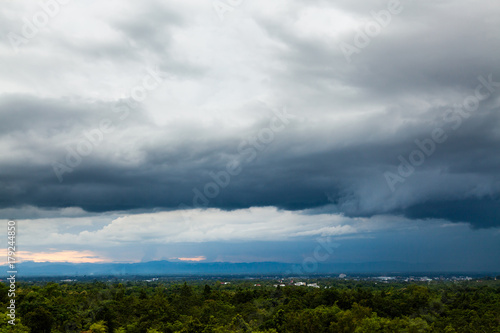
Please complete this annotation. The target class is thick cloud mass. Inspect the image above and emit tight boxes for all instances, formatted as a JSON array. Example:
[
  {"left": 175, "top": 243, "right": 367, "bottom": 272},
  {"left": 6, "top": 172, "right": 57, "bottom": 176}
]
[{"left": 1, "top": 0, "right": 500, "bottom": 228}]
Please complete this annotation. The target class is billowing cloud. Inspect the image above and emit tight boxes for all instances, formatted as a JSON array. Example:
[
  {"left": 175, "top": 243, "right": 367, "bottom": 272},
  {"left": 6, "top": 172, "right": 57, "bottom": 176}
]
[
  {"left": 0, "top": 0, "right": 499, "bottom": 247},
  {"left": 12, "top": 207, "right": 366, "bottom": 247},
  {"left": 0, "top": 207, "right": 498, "bottom": 270}
]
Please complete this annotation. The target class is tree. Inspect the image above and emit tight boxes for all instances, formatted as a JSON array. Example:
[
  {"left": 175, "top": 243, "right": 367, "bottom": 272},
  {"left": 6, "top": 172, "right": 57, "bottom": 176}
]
[
  {"left": 0, "top": 312, "right": 30, "bottom": 333},
  {"left": 272, "top": 309, "right": 285, "bottom": 333},
  {"left": 203, "top": 285, "right": 212, "bottom": 299},
  {"left": 23, "top": 307, "right": 53, "bottom": 333},
  {"left": 89, "top": 320, "right": 108, "bottom": 333}
]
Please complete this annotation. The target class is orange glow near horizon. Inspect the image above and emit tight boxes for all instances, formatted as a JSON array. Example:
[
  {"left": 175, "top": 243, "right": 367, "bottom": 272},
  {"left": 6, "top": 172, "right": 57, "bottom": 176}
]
[
  {"left": 16, "top": 250, "right": 110, "bottom": 263},
  {"left": 173, "top": 256, "right": 207, "bottom": 262}
]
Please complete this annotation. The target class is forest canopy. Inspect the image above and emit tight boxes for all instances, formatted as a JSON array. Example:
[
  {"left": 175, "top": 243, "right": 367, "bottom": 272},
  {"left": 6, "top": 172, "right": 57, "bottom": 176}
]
[{"left": 1, "top": 277, "right": 499, "bottom": 333}]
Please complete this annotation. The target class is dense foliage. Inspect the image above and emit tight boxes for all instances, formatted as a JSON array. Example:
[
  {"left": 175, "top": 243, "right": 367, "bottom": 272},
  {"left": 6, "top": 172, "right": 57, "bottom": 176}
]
[{"left": 1, "top": 278, "right": 499, "bottom": 332}]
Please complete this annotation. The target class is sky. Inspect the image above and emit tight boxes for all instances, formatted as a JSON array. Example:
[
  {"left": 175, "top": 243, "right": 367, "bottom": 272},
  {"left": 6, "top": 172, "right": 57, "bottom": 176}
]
[{"left": 0, "top": 0, "right": 499, "bottom": 272}]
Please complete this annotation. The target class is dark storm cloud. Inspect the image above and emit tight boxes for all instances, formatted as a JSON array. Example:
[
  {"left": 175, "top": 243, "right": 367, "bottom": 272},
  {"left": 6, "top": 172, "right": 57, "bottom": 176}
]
[
  {"left": 1, "top": 93, "right": 499, "bottom": 228},
  {"left": 1, "top": 0, "right": 500, "bottom": 228}
]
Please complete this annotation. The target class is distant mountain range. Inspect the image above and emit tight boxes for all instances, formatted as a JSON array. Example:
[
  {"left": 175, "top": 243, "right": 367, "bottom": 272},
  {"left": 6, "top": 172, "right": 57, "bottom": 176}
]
[{"left": 1, "top": 260, "right": 482, "bottom": 277}]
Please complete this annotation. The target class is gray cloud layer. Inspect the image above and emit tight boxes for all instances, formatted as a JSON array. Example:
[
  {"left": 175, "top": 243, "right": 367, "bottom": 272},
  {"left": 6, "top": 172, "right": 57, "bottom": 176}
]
[{"left": 1, "top": 0, "right": 499, "bottom": 228}]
